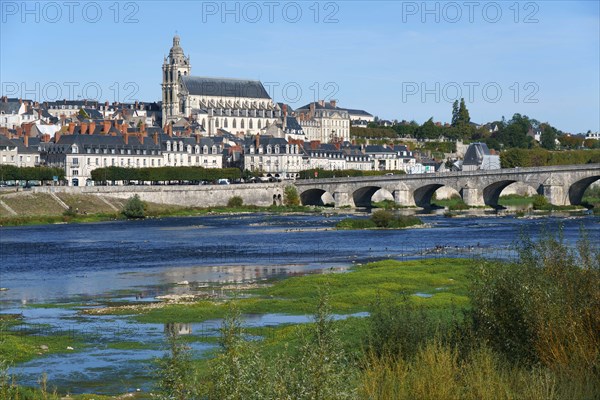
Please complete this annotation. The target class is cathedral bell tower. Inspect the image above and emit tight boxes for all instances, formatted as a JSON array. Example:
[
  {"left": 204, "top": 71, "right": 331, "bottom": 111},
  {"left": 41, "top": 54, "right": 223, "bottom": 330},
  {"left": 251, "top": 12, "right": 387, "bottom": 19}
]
[{"left": 161, "top": 35, "right": 191, "bottom": 125}]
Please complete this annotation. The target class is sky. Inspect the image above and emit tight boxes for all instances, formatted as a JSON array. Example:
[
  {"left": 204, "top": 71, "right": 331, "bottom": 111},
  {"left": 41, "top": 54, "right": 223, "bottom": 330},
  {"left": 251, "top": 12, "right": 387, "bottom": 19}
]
[{"left": 1, "top": 1, "right": 599, "bottom": 133}]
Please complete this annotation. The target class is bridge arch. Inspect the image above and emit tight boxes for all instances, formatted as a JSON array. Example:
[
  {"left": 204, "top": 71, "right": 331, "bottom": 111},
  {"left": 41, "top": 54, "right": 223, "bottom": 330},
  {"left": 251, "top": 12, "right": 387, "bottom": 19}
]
[
  {"left": 413, "top": 184, "right": 445, "bottom": 208},
  {"left": 482, "top": 180, "right": 541, "bottom": 208},
  {"left": 569, "top": 176, "right": 600, "bottom": 205},
  {"left": 300, "top": 188, "right": 334, "bottom": 206},
  {"left": 352, "top": 186, "right": 393, "bottom": 207}
]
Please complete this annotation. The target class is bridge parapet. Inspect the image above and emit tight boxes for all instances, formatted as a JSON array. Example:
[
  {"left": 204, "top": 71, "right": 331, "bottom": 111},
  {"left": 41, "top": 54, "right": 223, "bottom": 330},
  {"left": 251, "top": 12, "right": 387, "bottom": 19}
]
[{"left": 294, "top": 164, "right": 600, "bottom": 208}]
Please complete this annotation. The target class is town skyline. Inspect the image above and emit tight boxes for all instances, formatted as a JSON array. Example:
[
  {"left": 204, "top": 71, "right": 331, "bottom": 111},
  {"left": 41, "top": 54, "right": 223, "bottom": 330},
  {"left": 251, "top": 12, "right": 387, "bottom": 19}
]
[{"left": 1, "top": 1, "right": 599, "bottom": 133}]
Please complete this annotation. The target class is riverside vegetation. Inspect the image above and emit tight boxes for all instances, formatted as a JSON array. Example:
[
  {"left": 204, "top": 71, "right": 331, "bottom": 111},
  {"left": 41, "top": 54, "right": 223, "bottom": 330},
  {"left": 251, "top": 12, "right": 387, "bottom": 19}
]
[
  {"left": 1, "top": 230, "right": 599, "bottom": 398},
  {"left": 152, "top": 230, "right": 600, "bottom": 400},
  {"left": 336, "top": 209, "right": 423, "bottom": 230}
]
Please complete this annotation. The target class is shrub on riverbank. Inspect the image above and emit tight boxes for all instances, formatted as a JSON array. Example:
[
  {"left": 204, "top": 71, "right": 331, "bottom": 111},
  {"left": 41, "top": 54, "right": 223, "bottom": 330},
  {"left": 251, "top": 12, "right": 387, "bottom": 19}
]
[
  {"left": 122, "top": 195, "right": 146, "bottom": 219},
  {"left": 359, "top": 229, "right": 599, "bottom": 400},
  {"left": 337, "top": 211, "right": 423, "bottom": 230},
  {"left": 227, "top": 196, "right": 243, "bottom": 208}
]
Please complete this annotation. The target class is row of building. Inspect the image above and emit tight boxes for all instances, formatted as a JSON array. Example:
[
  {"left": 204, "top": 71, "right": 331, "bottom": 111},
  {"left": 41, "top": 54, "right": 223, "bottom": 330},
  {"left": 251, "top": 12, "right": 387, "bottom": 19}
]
[{"left": 0, "top": 118, "right": 421, "bottom": 186}]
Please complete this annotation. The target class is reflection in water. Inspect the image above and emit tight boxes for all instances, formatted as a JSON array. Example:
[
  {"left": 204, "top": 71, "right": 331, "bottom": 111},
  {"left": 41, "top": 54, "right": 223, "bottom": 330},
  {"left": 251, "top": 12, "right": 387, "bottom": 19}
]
[{"left": 165, "top": 322, "right": 192, "bottom": 336}]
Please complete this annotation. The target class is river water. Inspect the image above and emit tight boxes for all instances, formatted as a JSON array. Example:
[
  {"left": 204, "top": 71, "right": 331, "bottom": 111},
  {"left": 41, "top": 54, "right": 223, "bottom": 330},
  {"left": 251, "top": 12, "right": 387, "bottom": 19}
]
[{"left": 1, "top": 212, "right": 599, "bottom": 394}]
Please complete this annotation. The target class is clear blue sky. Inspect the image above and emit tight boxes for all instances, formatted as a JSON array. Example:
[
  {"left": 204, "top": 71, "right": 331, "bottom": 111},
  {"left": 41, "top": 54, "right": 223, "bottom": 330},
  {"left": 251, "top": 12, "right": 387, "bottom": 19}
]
[{"left": 1, "top": 1, "right": 598, "bottom": 133}]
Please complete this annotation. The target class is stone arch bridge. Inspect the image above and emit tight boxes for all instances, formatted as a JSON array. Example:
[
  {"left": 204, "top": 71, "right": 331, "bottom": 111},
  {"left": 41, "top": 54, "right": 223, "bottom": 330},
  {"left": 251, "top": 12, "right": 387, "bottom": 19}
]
[{"left": 294, "top": 164, "right": 600, "bottom": 208}]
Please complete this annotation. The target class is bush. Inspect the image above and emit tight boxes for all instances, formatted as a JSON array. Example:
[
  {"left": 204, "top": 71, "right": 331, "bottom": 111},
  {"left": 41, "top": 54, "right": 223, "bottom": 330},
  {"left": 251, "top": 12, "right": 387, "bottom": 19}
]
[
  {"left": 121, "top": 194, "right": 146, "bottom": 219},
  {"left": 470, "top": 230, "right": 600, "bottom": 370},
  {"left": 62, "top": 206, "right": 77, "bottom": 217},
  {"left": 284, "top": 186, "right": 300, "bottom": 206},
  {"left": 388, "top": 215, "right": 422, "bottom": 229},
  {"left": 227, "top": 196, "right": 243, "bottom": 208},
  {"left": 371, "top": 210, "right": 394, "bottom": 228},
  {"left": 336, "top": 218, "right": 376, "bottom": 230},
  {"left": 532, "top": 194, "right": 549, "bottom": 210}
]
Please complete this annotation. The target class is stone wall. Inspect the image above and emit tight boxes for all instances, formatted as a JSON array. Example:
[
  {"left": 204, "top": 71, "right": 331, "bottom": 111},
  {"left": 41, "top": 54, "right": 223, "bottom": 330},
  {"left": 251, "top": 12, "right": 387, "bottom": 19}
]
[{"left": 33, "top": 183, "right": 287, "bottom": 208}]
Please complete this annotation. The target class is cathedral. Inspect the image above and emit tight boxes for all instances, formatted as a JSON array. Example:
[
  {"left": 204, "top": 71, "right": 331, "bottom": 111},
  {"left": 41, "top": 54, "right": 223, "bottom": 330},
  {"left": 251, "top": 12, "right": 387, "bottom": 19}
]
[{"left": 161, "top": 35, "right": 282, "bottom": 136}]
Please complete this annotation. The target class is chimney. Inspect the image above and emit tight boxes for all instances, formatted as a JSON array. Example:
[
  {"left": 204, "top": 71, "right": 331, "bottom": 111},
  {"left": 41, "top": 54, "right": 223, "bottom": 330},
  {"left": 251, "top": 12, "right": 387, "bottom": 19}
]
[
  {"left": 196, "top": 134, "right": 201, "bottom": 144},
  {"left": 54, "top": 131, "right": 62, "bottom": 143},
  {"left": 168, "top": 124, "right": 173, "bottom": 137},
  {"left": 318, "top": 100, "right": 325, "bottom": 107},
  {"left": 89, "top": 121, "right": 96, "bottom": 135},
  {"left": 329, "top": 99, "right": 337, "bottom": 108},
  {"left": 103, "top": 120, "right": 111, "bottom": 133},
  {"left": 310, "top": 140, "right": 320, "bottom": 150},
  {"left": 120, "top": 123, "right": 128, "bottom": 135},
  {"left": 140, "top": 122, "right": 146, "bottom": 135},
  {"left": 124, "top": 132, "right": 129, "bottom": 145},
  {"left": 42, "top": 133, "right": 50, "bottom": 143},
  {"left": 138, "top": 134, "right": 144, "bottom": 145},
  {"left": 16, "top": 127, "right": 23, "bottom": 137},
  {"left": 255, "top": 133, "right": 260, "bottom": 149},
  {"left": 389, "top": 143, "right": 394, "bottom": 150},
  {"left": 334, "top": 141, "right": 340, "bottom": 150},
  {"left": 153, "top": 132, "right": 159, "bottom": 145},
  {"left": 80, "top": 122, "right": 88, "bottom": 135},
  {"left": 24, "top": 134, "right": 29, "bottom": 148}
]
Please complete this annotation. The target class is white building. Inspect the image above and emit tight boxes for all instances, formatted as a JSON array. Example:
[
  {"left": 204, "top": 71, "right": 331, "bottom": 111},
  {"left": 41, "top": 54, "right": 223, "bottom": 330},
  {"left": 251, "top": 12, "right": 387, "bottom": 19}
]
[
  {"left": 295, "top": 100, "right": 350, "bottom": 143},
  {"left": 161, "top": 35, "right": 281, "bottom": 135},
  {"left": 243, "top": 136, "right": 303, "bottom": 179}
]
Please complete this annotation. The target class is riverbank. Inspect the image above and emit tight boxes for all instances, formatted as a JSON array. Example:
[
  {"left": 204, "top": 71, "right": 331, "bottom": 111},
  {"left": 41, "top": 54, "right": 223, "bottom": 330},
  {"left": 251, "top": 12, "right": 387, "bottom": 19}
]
[{"left": 0, "top": 190, "right": 319, "bottom": 226}]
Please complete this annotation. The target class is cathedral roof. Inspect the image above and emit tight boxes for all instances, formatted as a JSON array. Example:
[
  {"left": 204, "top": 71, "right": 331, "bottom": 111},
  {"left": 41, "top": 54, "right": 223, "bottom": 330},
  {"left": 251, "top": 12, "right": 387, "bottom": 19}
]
[{"left": 181, "top": 76, "right": 271, "bottom": 99}]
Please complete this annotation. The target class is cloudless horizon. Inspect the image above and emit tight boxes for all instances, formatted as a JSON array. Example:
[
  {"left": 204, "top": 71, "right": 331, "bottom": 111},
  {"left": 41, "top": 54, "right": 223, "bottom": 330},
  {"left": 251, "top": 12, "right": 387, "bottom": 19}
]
[{"left": 1, "top": 1, "right": 598, "bottom": 133}]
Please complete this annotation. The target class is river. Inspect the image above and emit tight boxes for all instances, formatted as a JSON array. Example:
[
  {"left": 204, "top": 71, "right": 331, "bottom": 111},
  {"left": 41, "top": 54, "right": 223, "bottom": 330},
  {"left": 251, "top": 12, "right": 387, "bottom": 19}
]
[{"left": 0, "top": 212, "right": 598, "bottom": 394}]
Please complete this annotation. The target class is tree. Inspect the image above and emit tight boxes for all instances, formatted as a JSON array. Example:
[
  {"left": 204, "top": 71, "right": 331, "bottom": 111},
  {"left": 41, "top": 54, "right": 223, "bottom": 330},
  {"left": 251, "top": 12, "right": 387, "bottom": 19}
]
[
  {"left": 122, "top": 194, "right": 146, "bottom": 219},
  {"left": 540, "top": 123, "right": 557, "bottom": 150},
  {"left": 499, "top": 113, "right": 532, "bottom": 149},
  {"left": 284, "top": 186, "right": 300, "bottom": 206},
  {"left": 451, "top": 100, "right": 460, "bottom": 126},
  {"left": 416, "top": 118, "right": 439, "bottom": 139}
]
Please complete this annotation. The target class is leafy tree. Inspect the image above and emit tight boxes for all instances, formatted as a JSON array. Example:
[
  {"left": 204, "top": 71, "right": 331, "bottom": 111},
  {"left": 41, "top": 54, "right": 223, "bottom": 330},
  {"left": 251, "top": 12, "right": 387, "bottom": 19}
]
[
  {"left": 155, "top": 332, "right": 198, "bottom": 400},
  {"left": 499, "top": 114, "right": 532, "bottom": 149},
  {"left": 540, "top": 123, "right": 557, "bottom": 150},
  {"left": 121, "top": 194, "right": 146, "bottom": 219},
  {"left": 458, "top": 98, "right": 471, "bottom": 126},
  {"left": 284, "top": 186, "right": 300, "bottom": 206},
  {"left": 415, "top": 118, "right": 439, "bottom": 140}
]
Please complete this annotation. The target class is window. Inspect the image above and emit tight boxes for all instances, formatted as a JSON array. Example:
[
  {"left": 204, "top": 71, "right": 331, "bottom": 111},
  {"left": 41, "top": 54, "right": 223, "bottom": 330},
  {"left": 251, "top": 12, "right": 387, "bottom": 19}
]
[
  {"left": 95, "top": 158, "right": 99, "bottom": 166},
  {"left": 87, "top": 158, "right": 91, "bottom": 165},
  {"left": 72, "top": 169, "right": 79, "bottom": 176},
  {"left": 72, "top": 157, "right": 79, "bottom": 165}
]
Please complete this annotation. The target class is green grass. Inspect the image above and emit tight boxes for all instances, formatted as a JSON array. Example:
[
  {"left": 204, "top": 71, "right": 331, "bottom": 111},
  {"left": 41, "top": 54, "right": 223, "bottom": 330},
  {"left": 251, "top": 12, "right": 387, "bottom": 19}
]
[
  {"left": 431, "top": 196, "right": 470, "bottom": 210},
  {"left": 497, "top": 194, "right": 534, "bottom": 206},
  {"left": 93, "top": 258, "right": 472, "bottom": 324},
  {"left": 0, "top": 197, "right": 318, "bottom": 226},
  {"left": 0, "top": 327, "right": 84, "bottom": 365}
]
